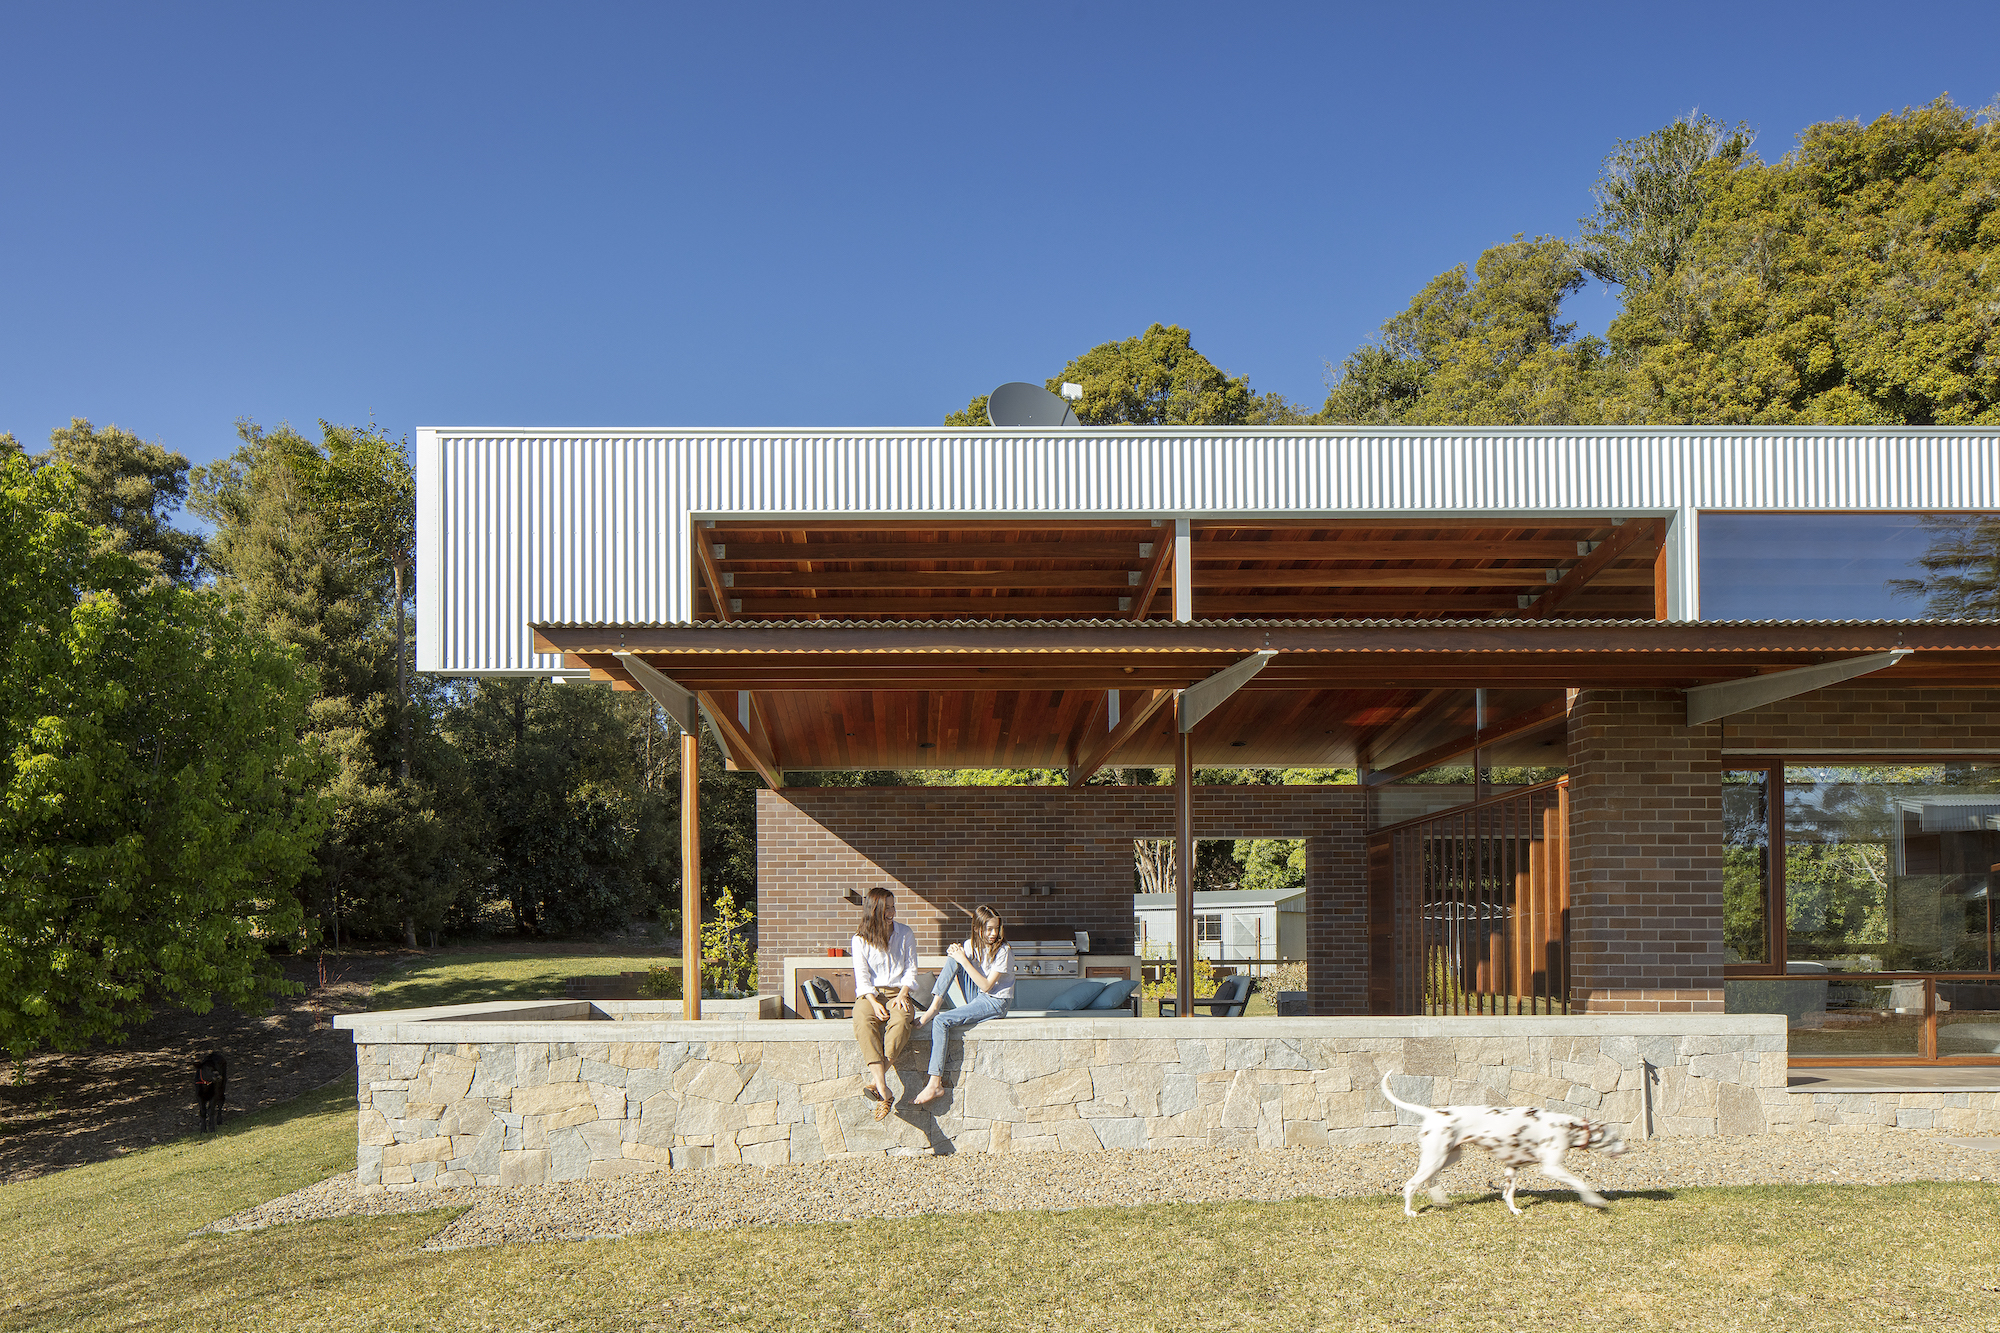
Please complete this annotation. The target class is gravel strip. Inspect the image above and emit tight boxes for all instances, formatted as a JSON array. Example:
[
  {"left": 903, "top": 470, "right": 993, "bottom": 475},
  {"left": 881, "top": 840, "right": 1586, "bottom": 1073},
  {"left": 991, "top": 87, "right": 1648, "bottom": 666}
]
[{"left": 198, "top": 1133, "right": 1998, "bottom": 1249}]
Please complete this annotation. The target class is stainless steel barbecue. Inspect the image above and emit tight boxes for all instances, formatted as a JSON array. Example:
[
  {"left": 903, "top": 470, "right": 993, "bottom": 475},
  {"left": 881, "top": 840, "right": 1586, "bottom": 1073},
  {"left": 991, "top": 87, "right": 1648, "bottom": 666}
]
[{"left": 1012, "top": 938, "right": 1080, "bottom": 978}]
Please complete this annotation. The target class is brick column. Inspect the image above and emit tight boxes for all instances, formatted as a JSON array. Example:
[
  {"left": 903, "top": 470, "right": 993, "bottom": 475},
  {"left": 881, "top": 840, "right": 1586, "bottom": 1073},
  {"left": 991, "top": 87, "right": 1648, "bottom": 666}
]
[{"left": 1566, "top": 689, "right": 1725, "bottom": 1013}]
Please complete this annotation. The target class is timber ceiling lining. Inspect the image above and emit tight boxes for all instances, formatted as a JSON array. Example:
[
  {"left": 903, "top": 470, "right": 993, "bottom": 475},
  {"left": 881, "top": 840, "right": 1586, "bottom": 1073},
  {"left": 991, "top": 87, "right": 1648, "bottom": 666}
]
[
  {"left": 532, "top": 619, "right": 2000, "bottom": 774},
  {"left": 696, "top": 518, "right": 1662, "bottom": 623}
]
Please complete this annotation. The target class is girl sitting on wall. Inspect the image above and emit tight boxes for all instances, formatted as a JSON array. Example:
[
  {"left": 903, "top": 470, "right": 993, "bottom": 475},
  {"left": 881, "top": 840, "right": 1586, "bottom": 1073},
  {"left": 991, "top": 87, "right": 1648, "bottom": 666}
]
[
  {"left": 912, "top": 904, "right": 1012, "bottom": 1106},
  {"left": 851, "top": 886, "right": 918, "bottom": 1119}
]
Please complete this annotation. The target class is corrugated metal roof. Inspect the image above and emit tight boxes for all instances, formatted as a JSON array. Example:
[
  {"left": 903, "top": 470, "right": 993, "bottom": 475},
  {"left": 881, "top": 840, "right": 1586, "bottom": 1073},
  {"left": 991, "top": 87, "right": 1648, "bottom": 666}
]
[
  {"left": 531, "top": 616, "right": 2000, "bottom": 631},
  {"left": 419, "top": 427, "right": 2000, "bottom": 674}
]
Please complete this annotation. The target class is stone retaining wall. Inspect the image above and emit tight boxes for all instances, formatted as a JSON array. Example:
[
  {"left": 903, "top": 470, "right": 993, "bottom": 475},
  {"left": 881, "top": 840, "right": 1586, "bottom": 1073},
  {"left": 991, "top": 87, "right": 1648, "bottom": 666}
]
[{"left": 337, "top": 1005, "right": 2000, "bottom": 1194}]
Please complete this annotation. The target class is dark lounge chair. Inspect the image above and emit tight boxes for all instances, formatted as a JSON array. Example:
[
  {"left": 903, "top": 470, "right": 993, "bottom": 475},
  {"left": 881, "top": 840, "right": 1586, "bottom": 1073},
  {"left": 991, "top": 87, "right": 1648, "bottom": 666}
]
[
  {"left": 1157, "top": 973, "right": 1253, "bottom": 1018},
  {"left": 798, "top": 976, "right": 853, "bottom": 1019}
]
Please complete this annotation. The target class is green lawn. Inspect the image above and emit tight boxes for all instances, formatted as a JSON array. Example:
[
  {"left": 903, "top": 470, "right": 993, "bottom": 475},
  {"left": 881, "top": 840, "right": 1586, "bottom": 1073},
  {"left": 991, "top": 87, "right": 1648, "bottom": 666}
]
[
  {"left": 7, "top": 1074, "right": 1999, "bottom": 1332},
  {"left": 368, "top": 950, "right": 678, "bottom": 1010}
]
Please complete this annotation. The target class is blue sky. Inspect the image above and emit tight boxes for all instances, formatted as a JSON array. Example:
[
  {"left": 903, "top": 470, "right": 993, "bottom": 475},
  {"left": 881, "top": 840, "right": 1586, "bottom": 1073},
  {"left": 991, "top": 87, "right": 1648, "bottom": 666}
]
[{"left": 3, "top": 2, "right": 1996, "bottom": 467}]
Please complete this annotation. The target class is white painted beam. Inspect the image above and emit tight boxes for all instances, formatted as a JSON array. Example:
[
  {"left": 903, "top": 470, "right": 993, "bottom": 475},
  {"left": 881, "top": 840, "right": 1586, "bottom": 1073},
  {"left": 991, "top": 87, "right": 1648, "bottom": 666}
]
[
  {"left": 1685, "top": 650, "right": 1912, "bottom": 727},
  {"left": 1178, "top": 651, "right": 1277, "bottom": 732}
]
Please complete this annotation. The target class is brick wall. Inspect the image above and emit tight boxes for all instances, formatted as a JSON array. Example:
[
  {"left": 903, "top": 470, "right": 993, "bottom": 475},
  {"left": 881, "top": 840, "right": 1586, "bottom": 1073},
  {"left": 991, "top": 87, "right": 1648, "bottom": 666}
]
[
  {"left": 756, "top": 786, "right": 1370, "bottom": 1016},
  {"left": 1566, "top": 690, "right": 1726, "bottom": 1013},
  {"left": 1724, "top": 686, "right": 2000, "bottom": 754}
]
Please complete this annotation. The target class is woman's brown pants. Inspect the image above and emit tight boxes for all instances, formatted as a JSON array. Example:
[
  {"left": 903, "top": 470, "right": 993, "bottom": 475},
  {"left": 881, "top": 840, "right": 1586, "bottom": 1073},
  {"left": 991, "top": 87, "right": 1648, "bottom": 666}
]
[{"left": 852, "top": 988, "right": 915, "bottom": 1066}]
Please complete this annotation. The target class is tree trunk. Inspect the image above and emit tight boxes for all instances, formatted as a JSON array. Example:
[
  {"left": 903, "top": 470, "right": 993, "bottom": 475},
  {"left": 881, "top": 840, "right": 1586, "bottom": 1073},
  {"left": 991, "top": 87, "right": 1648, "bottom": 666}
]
[{"left": 394, "top": 559, "right": 410, "bottom": 784}]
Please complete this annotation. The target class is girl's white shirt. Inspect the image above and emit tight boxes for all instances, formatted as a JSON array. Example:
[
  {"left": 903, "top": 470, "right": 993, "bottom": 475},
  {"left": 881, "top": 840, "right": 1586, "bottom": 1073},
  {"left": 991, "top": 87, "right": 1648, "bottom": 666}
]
[
  {"left": 962, "top": 941, "right": 1013, "bottom": 1001},
  {"left": 850, "top": 921, "right": 917, "bottom": 994}
]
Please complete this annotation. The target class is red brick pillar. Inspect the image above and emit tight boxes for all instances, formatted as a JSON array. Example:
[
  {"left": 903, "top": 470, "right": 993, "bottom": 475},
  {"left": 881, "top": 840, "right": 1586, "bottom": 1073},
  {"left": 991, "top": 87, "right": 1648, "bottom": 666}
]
[{"left": 1565, "top": 689, "right": 1725, "bottom": 1013}]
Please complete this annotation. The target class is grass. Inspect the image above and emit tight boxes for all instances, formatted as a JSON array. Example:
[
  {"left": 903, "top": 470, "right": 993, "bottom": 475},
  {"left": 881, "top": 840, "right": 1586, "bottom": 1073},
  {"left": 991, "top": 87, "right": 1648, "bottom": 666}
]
[
  {"left": 369, "top": 950, "right": 679, "bottom": 1010},
  {"left": 7, "top": 1073, "right": 2000, "bottom": 1331}
]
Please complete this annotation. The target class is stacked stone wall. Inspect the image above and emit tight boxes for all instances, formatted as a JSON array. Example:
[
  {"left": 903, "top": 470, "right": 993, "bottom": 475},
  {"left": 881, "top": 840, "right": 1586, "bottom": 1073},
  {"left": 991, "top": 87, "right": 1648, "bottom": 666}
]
[
  {"left": 756, "top": 786, "right": 1370, "bottom": 1016},
  {"left": 347, "top": 1015, "right": 1996, "bottom": 1194}
]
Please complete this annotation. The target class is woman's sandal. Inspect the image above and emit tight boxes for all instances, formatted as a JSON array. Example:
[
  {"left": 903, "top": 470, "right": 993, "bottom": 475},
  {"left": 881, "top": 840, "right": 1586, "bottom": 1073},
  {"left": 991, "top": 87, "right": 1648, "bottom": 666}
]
[
  {"left": 861, "top": 1086, "right": 883, "bottom": 1102},
  {"left": 871, "top": 1098, "right": 892, "bottom": 1121}
]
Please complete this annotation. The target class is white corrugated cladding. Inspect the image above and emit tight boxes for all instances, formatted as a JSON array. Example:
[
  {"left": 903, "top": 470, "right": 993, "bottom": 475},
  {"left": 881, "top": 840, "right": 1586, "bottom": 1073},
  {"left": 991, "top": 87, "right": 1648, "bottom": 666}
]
[{"left": 416, "top": 427, "right": 2000, "bottom": 675}]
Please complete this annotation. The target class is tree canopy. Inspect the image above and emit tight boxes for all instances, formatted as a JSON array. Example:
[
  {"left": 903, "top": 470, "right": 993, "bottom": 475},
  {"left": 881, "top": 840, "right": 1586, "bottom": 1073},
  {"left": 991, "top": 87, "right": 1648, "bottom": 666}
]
[
  {"left": 0, "top": 456, "right": 323, "bottom": 1061},
  {"left": 1322, "top": 97, "right": 2000, "bottom": 429}
]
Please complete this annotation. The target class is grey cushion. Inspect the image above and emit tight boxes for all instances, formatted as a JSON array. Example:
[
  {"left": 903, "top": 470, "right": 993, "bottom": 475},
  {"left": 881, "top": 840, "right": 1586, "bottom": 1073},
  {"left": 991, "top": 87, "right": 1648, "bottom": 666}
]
[
  {"left": 1087, "top": 979, "right": 1140, "bottom": 1009},
  {"left": 1048, "top": 980, "right": 1106, "bottom": 1010}
]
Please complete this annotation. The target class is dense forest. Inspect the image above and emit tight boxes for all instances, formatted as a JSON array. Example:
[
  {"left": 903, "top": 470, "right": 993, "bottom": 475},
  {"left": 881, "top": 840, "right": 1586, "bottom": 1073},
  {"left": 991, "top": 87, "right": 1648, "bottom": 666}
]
[{"left": 4, "top": 99, "right": 1997, "bottom": 1057}]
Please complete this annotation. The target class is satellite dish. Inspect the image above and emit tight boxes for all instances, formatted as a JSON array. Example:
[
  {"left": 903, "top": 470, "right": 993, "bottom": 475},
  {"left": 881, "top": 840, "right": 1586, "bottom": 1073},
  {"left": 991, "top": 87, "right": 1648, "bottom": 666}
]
[{"left": 987, "top": 381, "right": 1080, "bottom": 428}]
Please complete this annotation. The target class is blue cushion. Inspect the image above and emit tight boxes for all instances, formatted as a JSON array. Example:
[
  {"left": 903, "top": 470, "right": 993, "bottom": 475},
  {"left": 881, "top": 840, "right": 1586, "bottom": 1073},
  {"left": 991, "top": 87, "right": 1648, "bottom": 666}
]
[
  {"left": 1087, "top": 979, "right": 1140, "bottom": 1009},
  {"left": 1048, "top": 980, "right": 1106, "bottom": 1010}
]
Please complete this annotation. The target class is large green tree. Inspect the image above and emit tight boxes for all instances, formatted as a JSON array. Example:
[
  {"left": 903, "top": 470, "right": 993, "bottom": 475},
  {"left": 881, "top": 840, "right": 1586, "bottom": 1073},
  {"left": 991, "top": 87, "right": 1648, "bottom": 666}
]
[
  {"left": 0, "top": 455, "right": 323, "bottom": 1061},
  {"left": 947, "top": 324, "right": 1306, "bottom": 426},
  {"left": 444, "top": 679, "right": 682, "bottom": 934},
  {"left": 1610, "top": 98, "right": 2000, "bottom": 425},
  {"left": 190, "top": 421, "right": 460, "bottom": 946},
  {"left": 1323, "top": 99, "right": 2000, "bottom": 430},
  {"left": 29, "top": 419, "right": 205, "bottom": 583},
  {"left": 1320, "top": 236, "right": 1611, "bottom": 427}
]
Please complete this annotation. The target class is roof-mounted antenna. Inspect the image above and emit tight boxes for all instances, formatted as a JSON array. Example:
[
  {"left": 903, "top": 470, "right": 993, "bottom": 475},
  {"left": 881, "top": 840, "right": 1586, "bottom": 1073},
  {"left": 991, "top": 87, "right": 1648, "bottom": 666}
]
[{"left": 987, "top": 381, "right": 1082, "bottom": 428}]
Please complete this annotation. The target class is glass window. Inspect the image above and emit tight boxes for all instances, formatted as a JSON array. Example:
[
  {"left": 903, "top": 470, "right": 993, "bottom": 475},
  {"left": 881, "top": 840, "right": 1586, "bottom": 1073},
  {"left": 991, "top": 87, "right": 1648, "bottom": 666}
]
[
  {"left": 1194, "top": 914, "right": 1223, "bottom": 943},
  {"left": 1698, "top": 512, "right": 2000, "bottom": 621},
  {"left": 1723, "top": 770, "right": 1771, "bottom": 964},
  {"left": 1784, "top": 763, "right": 2000, "bottom": 972}
]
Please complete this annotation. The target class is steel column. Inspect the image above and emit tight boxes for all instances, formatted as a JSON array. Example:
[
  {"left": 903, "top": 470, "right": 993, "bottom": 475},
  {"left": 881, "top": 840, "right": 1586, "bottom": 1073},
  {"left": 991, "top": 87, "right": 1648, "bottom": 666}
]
[
  {"left": 1174, "top": 691, "right": 1194, "bottom": 1017},
  {"left": 682, "top": 729, "right": 702, "bottom": 1020}
]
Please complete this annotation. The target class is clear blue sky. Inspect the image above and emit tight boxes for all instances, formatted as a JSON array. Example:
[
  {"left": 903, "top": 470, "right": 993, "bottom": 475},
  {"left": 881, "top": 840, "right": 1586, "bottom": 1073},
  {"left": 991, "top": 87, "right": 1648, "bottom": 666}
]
[{"left": 3, "top": 2, "right": 1996, "bottom": 467}]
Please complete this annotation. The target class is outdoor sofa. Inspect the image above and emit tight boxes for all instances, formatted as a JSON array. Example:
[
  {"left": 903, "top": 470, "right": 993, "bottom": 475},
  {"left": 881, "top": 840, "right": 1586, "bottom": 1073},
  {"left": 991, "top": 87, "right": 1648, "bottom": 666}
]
[{"left": 799, "top": 974, "right": 1141, "bottom": 1019}]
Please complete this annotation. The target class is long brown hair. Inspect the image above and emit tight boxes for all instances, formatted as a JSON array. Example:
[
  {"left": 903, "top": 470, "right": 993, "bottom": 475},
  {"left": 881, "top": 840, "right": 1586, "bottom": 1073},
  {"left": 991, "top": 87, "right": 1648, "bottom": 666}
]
[
  {"left": 968, "top": 904, "right": 1006, "bottom": 964},
  {"left": 856, "top": 886, "right": 896, "bottom": 950}
]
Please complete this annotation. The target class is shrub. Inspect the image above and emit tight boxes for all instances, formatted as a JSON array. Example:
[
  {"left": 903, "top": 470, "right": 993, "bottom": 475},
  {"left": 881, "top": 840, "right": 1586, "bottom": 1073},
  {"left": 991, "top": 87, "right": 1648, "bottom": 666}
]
[
  {"left": 1141, "top": 954, "right": 1217, "bottom": 1002},
  {"left": 1260, "top": 960, "right": 1306, "bottom": 994},
  {"left": 700, "top": 887, "right": 758, "bottom": 997}
]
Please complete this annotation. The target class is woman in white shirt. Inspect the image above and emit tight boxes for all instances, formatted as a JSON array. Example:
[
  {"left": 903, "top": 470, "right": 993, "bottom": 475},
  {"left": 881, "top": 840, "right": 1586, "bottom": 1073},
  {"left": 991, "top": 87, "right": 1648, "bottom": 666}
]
[
  {"left": 911, "top": 905, "right": 1012, "bottom": 1107},
  {"left": 850, "top": 886, "right": 918, "bottom": 1118}
]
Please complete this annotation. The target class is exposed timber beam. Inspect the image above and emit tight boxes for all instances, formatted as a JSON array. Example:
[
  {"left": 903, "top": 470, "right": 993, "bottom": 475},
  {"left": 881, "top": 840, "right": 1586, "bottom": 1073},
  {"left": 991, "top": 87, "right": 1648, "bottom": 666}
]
[
  {"left": 1364, "top": 696, "right": 1570, "bottom": 783},
  {"left": 1192, "top": 568, "right": 1656, "bottom": 589},
  {"left": 1189, "top": 539, "right": 1596, "bottom": 562},
  {"left": 1518, "top": 518, "right": 1663, "bottom": 619},
  {"left": 732, "top": 596, "right": 1128, "bottom": 617},
  {"left": 1685, "top": 650, "right": 1913, "bottom": 726},
  {"left": 696, "top": 690, "right": 785, "bottom": 788},
  {"left": 535, "top": 620, "right": 2000, "bottom": 656},
  {"left": 693, "top": 529, "right": 736, "bottom": 622},
  {"left": 1128, "top": 524, "right": 1174, "bottom": 621},
  {"left": 716, "top": 540, "right": 1148, "bottom": 562},
  {"left": 746, "top": 691, "right": 785, "bottom": 772},
  {"left": 1064, "top": 691, "right": 1112, "bottom": 773},
  {"left": 1352, "top": 688, "right": 1457, "bottom": 766},
  {"left": 1177, "top": 652, "right": 1278, "bottom": 732},
  {"left": 614, "top": 652, "right": 701, "bottom": 734},
  {"left": 1069, "top": 688, "right": 1175, "bottom": 785}
]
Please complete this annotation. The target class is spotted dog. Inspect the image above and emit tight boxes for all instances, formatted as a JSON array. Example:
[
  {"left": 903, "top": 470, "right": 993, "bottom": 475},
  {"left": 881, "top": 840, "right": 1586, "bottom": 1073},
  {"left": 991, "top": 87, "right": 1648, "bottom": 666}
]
[{"left": 1380, "top": 1072, "right": 1625, "bottom": 1215}]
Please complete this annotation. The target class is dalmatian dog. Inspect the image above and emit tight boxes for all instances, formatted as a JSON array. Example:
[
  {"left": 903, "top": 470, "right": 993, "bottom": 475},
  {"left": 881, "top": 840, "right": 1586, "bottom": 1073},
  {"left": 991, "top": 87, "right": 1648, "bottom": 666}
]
[{"left": 1380, "top": 1072, "right": 1626, "bottom": 1216}]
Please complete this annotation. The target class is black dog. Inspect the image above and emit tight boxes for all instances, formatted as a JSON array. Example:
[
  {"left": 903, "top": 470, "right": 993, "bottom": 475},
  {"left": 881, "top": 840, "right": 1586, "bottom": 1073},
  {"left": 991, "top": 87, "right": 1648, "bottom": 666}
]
[{"left": 195, "top": 1051, "right": 228, "bottom": 1132}]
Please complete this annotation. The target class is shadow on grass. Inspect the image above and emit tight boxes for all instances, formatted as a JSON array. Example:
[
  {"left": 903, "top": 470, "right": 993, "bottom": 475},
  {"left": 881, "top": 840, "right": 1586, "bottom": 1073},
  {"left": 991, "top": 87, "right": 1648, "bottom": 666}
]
[
  {"left": 370, "top": 951, "right": 680, "bottom": 1011},
  {"left": 1410, "top": 1187, "right": 1680, "bottom": 1215}
]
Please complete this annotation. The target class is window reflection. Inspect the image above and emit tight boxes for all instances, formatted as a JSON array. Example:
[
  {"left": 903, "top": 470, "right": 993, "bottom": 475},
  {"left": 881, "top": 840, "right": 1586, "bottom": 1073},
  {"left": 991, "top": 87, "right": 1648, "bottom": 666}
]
[
  {"left": 1784, "top": 763, "right": 2000, "bottom": 972},
  {"left": 1722, "top": 770, "right": 1770, "bottom": 964},
  {"left": 1699, "top": 512, "right": 2000, "bottom": 621}
]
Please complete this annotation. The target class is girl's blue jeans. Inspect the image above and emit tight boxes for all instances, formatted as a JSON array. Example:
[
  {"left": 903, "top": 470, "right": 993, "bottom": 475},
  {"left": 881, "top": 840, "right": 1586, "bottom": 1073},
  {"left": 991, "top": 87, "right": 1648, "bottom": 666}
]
[{"left": 927, "top": 957, "right": 1009, "bottom": 1078}]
